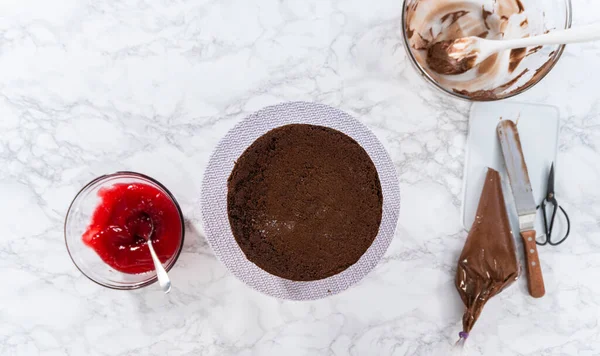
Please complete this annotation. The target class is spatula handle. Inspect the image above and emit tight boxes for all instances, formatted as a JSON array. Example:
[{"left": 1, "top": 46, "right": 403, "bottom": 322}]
[{"left": 521, "top": 230, "right": 545, "bottom": 298}]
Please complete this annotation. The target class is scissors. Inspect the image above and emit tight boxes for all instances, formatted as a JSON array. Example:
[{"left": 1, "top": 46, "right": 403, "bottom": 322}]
[{"left": 537, "top": 163, "right": 571, "bottom": 246}]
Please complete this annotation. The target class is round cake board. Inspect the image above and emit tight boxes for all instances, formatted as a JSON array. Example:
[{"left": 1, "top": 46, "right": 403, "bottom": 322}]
[{"left": 201, "top": 101, "right": 401, "bottom": 300}]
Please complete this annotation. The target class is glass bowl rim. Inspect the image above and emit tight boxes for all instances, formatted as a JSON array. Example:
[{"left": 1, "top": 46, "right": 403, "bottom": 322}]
[
  {"left": 400, "top": 0, "right": 573, "bottom": 101},
  {"left": 64, "top": 171, "right": 186, "bottom": 290}
]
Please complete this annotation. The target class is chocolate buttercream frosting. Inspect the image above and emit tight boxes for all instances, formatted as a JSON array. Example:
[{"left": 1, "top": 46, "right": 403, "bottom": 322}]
[
  {"left": 426, "top": 38, "right": 479, "bottom": 75},
  {"left": 455, "top": 168, "right": 519, "bottom": 339},
  {"left": 404, "top": 0, "right": 559, "bottom": 100}
]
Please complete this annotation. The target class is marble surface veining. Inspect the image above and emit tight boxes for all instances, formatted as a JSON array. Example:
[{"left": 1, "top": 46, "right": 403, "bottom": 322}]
[{"left": 1, "top": 0, "right": 600, "bottom": 355}]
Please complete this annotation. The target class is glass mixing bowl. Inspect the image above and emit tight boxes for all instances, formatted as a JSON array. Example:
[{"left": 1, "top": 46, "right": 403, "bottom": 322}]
[
  {"left": 402, "top": 0, "right": 572, "bottom": 101},
  {"left": 64, "top": 172, "right": 185, "bottom": 290}
]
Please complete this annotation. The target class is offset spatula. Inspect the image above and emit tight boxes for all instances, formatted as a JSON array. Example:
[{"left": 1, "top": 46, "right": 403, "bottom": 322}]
[{"left": 497, "top": 120, "right": 545, "bottom": 298}]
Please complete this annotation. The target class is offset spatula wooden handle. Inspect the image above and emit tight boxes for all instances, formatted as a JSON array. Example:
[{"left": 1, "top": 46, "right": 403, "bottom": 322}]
[{"left": 521, "top": 230, "right": 545, "bottom": 298}]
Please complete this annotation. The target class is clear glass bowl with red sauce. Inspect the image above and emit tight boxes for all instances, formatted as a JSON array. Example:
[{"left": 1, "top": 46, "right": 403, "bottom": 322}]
[{"left": 65, "top": 172, "right": 185, "bottom": 290}]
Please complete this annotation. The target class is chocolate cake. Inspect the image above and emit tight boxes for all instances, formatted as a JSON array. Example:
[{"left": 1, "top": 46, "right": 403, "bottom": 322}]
[{"left": 227, "top": 124, "right": 383, "bottom": 281}]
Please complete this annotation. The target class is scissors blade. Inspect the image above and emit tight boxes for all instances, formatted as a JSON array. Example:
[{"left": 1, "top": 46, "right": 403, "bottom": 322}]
[{"left": 547, "top": 163, "right": 555, "bottom": 200}]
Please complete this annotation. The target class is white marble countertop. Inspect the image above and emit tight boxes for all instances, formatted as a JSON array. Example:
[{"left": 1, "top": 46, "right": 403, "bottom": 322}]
[{"left": 2, "top": 0, "right": 600, "bottom": 355}]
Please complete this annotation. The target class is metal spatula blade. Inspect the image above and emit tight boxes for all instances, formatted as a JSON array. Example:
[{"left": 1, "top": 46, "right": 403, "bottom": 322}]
[{"left": 497, "top": 119, "right": 545, "bottom": 298}]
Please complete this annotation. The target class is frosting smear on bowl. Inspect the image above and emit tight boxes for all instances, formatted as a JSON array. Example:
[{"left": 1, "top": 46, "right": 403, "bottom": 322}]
[{"left": 404, "top": 0, "right": 562, "bottom": 100}]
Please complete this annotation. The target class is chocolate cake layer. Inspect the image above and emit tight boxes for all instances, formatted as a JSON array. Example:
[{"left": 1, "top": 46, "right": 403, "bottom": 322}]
[{"left": 227, "top": 124, "right": 383, "bottom": 281}]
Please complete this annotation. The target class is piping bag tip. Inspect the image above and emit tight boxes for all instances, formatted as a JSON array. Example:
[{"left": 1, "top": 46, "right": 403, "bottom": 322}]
[
  {"left": 452, "top": 333, "right": 469, "bottom": 355},
  {"left": 454, "top": 331, "right": 468, "bottom": 347}
]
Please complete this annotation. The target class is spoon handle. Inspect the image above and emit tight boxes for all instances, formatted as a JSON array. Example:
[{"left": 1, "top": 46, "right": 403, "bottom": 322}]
[
  {"left": 496, "top": 23, "right": 600, "bottom": 51},
  {"left": 147, "top": 240, "right": 172, "bottom": 294}
]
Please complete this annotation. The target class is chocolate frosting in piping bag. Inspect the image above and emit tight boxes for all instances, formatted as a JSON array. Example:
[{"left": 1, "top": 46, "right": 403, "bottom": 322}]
[{"left": 455, "top": 168, "right": 519, "bottom": 340}]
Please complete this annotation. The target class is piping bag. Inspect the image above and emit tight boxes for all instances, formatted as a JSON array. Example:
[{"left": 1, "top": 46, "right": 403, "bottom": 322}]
[{"left": 455, "top": 168, "right": 519, "bottom": 344}]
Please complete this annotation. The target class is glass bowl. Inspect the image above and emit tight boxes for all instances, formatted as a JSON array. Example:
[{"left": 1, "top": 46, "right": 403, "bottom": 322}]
[
  {"left": 65, "top": 172, "right": 185, "bottom": 290},
  {"left": 401, "top": 0, "right": 572, "bottom": 101}
]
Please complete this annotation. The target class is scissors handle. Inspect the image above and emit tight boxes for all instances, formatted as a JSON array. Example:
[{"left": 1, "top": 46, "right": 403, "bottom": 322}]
[
  {"left": 521, "top": 230, "right": 546, "bottom": 298},
  {"left": 549, "top": 206, "right": 571, "bottom": 246},
  {"left": 538, "top": 198, "right": 570, "bottom": 246}
]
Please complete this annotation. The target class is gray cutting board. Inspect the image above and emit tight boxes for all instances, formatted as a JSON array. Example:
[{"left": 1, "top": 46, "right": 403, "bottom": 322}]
[{"left": 461, "top": 102, "right": 560, "bottom": 237}]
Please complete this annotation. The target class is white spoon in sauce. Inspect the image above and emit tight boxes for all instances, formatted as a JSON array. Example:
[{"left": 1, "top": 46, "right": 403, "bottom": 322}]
[{"left": 138, "top": 213, "right": 171, "bottom": 294}]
